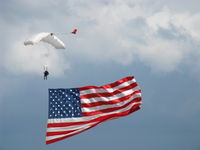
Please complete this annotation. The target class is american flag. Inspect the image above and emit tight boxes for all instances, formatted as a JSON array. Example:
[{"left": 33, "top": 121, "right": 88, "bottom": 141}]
[{"left": 46, "top": 76, "right": 142, "bottom": 144}]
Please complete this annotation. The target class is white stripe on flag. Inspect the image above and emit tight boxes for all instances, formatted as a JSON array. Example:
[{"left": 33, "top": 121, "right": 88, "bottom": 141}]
[
  {"left": 80, "top": 79, "right": 136, "bottom": 95},
  {"left": 81, "top": 94, "right": 141, "bottom": 112},
  {"left": 46, "top": 124, "right": 94, "bottom": 141},
  {"left": 80, "top": 86, "right": 140, "bottom": 103},
  {"left": 47, "top": 122, "right": 97, "bottom": 132},
  {"left": 48, "top": 101, "right": 142, "bottom": 124}
]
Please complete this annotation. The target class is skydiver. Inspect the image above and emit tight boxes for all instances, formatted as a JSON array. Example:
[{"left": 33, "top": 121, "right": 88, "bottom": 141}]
[
  {"left": 43, "top": 65, "right": 49, "bottom": 80},
  {"left": 44, "top": 70, "right": 49, "bottom": 80}
]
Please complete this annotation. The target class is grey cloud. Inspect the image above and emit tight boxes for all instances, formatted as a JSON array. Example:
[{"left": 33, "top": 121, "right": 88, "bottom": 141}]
[
  {"left": 1, "top": 2, "right": 200, "bottom": 150},
  {"left": 1, "top": 0, "right": 200, "bottom": 76}
]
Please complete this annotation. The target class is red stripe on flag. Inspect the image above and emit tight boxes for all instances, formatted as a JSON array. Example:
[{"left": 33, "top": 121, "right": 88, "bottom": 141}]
[
  {"left": 80, "top": 82, "right": 138, "bottom": 99},
  {"left": 47, "top": 102, "right": 142, "bottom": 128},
  {"left": 46, "top": 130, "right": 77, "bottom": 136},
  {"left": 47, "top": 102, "right": 141, "bottom": 129},
  {"left": 46, "top": 76, "right": 142, "bottom": 144},
  {"left": 46, "top": 103, "right": 141, "bottom": 144},
  {"left": 79, "top": 76, "right": 134, "bottom": 91},
  {"left": 81, "top": 90, "right": 141, "bottom": 108},
  {"left": 82, "top": 97, "right": 142, "bottom": 116}
]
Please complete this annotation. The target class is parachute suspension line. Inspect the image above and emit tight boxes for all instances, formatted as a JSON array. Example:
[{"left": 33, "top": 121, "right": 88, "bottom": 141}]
[
  {"left": 42, "top": 43, "right": 51, "bottom": 73},
  {"left": 24, "top": 32, "right": 66, "bottom": 81},
  {"left": 43, "top": 43, "right": 51, "bottom": 58},
  {"left": 53, "top": 29, "right": 77, "bottom": 35},
  {"left": 42, "top": 44, "right": 50, "bottom": 81},
  {"left": 53, "top": 32, "right": 67, "bottom": 35},
  {"left": 44, "top": 65, "right": 48, "bottom": 71}
]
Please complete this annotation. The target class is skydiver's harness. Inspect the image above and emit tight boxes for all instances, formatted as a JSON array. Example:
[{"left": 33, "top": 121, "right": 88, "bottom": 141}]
[
  {"left": 44, "top": 65, "right": 49, "bottom": 80},
  {"left": 44, "top": 70, "right": 49, "bottom": 80},
  {"left": 44, "top": 71, "right": 49, "bottom": 76}
]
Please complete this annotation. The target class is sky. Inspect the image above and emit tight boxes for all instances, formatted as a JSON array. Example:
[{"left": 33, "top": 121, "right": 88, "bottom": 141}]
[{"left": 0, "top": 0, "right": 200, "bottom": 149}]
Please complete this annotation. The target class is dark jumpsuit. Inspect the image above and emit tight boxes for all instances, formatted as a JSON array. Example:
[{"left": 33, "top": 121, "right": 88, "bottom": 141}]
[{"left": 44, "top": 71, "right": 49, "bottom": 80}]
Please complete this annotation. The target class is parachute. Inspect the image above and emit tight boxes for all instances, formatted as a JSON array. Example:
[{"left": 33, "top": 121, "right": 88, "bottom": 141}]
[
  {"left": 24, "top": 30, "right": 77, "bottom": 79},
  {"left": 24, "top": 32, "right": 65, "bottom": 49}
]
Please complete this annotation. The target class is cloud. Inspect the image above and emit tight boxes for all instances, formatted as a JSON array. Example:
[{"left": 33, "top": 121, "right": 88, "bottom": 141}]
[
  {"left": 1, "top": 0, "right": 200, "bottom": 76},
  {"left": 0, "top": 14, "right": 70, "bottom": 77},
  {"left": 4, "top": 39, "right": 70, "bottom": 76},
  {"left": 70, "top": 1, "right": 200, "bottom": 73}
]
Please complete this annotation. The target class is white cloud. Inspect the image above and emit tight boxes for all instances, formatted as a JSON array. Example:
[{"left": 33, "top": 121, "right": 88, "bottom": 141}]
[
  {"left": 1, "top": 0, "right": 200, "bottom": 76},
  {"left": 70, "top": 1, "right": 200, "bottom": 72},
  {"left": 0, "top": 15, "right": 70, "bottom": 77},
  {"left": 4, "top": 39, "right": 70, "bottom": 76}
]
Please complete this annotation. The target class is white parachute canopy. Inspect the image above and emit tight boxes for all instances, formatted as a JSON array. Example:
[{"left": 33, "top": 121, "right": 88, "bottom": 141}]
[{"left": 24, "top": 32, "right": 65, "bottom": 49}]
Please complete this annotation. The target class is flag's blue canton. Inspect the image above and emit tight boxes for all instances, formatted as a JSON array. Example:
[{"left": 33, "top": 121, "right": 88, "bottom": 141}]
[{"left": 48, "top": 88, "right": 82, "bottom": 119}]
